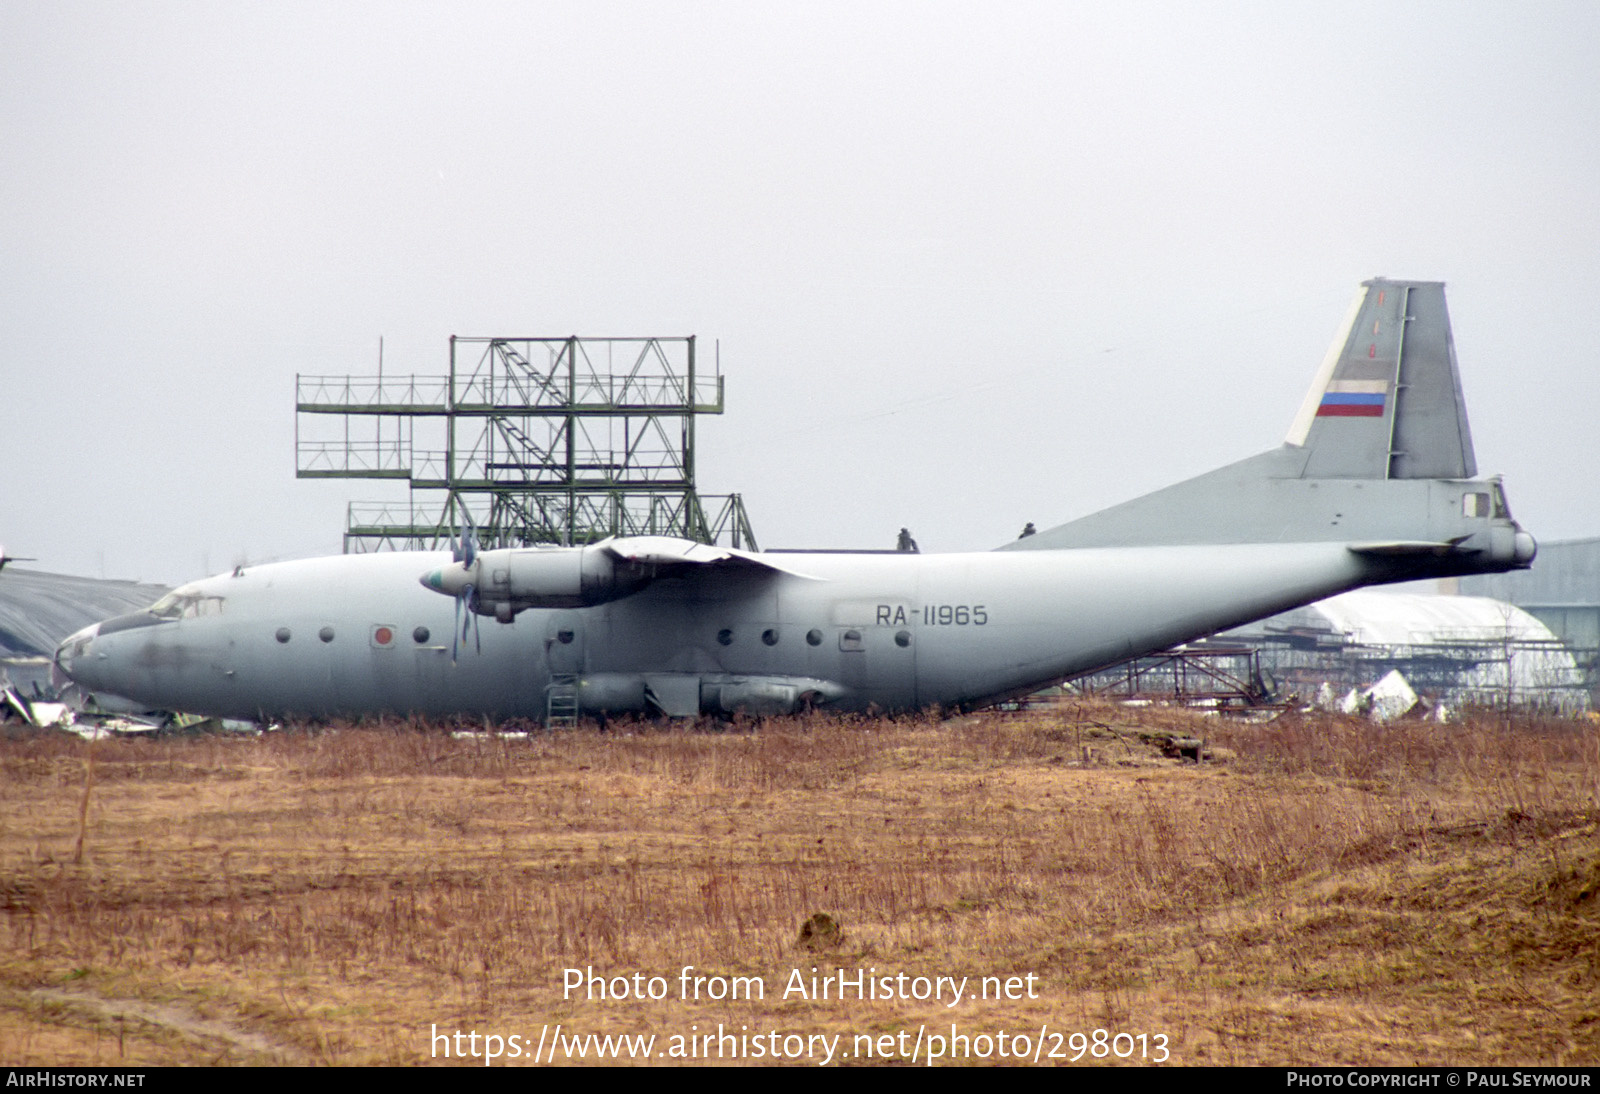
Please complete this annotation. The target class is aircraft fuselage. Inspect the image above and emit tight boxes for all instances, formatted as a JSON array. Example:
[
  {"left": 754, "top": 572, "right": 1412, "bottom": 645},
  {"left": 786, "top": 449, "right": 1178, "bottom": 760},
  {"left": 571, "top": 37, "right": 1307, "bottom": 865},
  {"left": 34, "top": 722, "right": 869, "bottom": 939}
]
[{"left": 58, "top": 540, "right": 1440, "bottom": 722}]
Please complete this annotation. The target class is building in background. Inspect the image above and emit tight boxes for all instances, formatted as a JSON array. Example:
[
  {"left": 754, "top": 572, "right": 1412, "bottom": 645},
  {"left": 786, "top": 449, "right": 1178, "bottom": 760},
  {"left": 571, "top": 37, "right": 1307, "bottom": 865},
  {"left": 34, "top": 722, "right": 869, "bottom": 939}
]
[
  {"left": 1224, "top": 589, "right": 1590, "bottom": 712},
  {"left": 1072, "top": 539, "right": 1599, "bottom": 712}
]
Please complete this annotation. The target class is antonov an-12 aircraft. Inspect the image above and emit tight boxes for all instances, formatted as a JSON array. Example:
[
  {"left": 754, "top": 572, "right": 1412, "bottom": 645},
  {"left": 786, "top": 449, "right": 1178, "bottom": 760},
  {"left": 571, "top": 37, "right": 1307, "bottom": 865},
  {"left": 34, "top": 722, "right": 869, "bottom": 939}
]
[{"left": 56, "top": 280, "right": 1536, "bottom": 723}]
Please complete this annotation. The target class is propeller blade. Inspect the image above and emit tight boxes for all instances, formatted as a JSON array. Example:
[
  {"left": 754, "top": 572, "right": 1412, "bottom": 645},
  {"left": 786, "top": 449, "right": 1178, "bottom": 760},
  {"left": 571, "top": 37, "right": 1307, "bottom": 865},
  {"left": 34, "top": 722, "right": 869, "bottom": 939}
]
[
  {"left": 461, "top": 583, "right": 482, "bottom": 655},
  {"left": 451, "top": 587, "right": 462, "bottom": 663},
  {"left": 450, "top": 495, "right": 477, "bottom": 568}
]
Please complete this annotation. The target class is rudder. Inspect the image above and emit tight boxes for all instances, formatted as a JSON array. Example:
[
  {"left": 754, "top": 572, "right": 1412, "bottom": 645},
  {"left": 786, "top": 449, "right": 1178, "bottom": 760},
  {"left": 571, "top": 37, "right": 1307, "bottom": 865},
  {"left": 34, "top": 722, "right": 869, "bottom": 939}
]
[{"left": 1287, "top": 279, "right": 1477, "bottom": 481}]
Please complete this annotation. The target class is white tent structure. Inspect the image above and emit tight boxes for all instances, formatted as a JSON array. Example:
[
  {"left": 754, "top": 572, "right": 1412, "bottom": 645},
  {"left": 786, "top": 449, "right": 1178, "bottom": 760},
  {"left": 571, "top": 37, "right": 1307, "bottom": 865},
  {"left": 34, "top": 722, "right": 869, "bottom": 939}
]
[{"left": 1238, "top": 591, "right": 1589, "bottom": 712}]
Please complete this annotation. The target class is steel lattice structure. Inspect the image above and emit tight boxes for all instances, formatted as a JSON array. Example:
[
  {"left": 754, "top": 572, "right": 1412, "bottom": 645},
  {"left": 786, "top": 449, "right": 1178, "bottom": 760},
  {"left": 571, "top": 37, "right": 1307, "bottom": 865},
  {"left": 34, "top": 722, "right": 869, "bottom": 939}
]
[{"left": 296, "top": 335, "right": 757, "bottom": 552}]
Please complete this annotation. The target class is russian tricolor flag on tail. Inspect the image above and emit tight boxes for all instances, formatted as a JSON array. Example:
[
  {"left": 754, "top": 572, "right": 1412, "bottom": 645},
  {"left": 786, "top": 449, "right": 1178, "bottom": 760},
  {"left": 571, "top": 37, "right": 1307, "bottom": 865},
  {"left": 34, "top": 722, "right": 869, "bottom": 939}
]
[{"left": 1316, "top": 379, "right": 1387, "bottom": 417}]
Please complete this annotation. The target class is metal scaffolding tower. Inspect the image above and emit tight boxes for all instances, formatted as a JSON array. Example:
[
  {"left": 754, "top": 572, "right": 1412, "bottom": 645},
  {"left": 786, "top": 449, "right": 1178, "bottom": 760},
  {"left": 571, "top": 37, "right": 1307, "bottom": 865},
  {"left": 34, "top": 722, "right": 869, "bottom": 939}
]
[{"left": 296, "top": 335, "right": 757, "bottom": 552}]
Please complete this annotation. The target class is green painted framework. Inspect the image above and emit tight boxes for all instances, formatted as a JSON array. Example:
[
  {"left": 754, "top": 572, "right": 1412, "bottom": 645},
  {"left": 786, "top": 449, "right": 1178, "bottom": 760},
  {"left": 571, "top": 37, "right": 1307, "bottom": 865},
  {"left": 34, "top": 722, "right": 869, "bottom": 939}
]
[{"left": 295, "top": 335, "right": 757, "bottom": 552}]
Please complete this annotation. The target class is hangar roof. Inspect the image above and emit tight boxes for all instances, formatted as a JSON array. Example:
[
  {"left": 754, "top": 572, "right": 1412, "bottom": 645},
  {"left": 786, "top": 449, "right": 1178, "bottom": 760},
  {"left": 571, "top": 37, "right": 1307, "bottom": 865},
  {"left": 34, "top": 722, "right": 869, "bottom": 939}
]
[{"left": 0, "top": 568, "right": 170, "bottom": 660}]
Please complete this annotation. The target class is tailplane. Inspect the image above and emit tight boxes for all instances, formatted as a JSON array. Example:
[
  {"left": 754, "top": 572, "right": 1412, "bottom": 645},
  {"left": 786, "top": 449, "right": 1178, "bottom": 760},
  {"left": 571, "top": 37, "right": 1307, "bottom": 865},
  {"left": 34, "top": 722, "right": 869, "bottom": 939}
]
[{"left": 1005, "top": 279, "right": 1533, "bottom": 577}]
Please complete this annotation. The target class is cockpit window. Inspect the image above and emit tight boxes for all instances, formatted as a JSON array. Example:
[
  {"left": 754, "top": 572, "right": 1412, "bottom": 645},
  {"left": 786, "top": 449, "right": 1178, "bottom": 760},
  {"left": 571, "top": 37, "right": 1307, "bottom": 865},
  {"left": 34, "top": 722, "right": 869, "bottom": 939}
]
[
  {"left": 148, "top": 592, "right": 183, "bottom": 618},
  {"left": 1490, "top": 482, "right": 1511, "bottom": 520},
  {"left": 149, "top": 588, "right": 225, "bottom": 620}
]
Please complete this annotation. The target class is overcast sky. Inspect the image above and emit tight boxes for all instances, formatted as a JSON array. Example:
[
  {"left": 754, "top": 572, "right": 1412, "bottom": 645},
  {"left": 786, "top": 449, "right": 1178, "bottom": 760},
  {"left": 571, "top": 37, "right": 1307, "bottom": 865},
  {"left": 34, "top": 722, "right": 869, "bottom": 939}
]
[{"left": 4, "top": 1, "right": 1596, "bottom": 586}]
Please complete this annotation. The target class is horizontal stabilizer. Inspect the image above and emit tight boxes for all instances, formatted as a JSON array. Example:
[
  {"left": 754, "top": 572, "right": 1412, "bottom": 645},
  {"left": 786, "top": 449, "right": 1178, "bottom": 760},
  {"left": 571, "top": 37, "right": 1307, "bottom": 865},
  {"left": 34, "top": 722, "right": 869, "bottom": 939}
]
[{"left": 1345, "top": 540, "right": 1462, "bottom": 557}]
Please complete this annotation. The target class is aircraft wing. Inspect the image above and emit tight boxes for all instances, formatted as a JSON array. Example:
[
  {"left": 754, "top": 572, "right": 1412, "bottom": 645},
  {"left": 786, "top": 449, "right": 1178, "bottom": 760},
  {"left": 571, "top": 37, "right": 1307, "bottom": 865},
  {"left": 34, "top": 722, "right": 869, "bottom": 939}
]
[
  {"left": 599, "top": 537, "right": 821, "bottom": 580},
  {"left": 421, "top": 535, "right": 823, "bottom": 618}
]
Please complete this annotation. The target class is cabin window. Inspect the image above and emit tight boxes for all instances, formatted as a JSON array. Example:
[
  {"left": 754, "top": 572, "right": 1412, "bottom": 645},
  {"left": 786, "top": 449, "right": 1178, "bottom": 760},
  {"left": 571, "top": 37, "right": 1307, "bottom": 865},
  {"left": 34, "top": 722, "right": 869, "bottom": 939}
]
[
  {"left": 806, "top": 629, "right": 822, "bottom": 646},
  {"left": 413, "top": 626, "right": 430, "bottom": 644},
  {"left": 557, "top": 629, "right": 575, "bottom": 645},
  {"left": 839, "top": 629, "right": 864, "bottom": 652},
  {"left": 275, "top": 628, "right": 291, "bottom": 643},
  {"left": 1463, "top": 492, "right": 1490, "bottom": 518},
  {"left": 895, "top": 630, "right": 911, "bottom": 648},
  {"left": 716, "top": 628, "right": 734, "bottom": 646},
  {"left": 762, "top": 628, "right": 779, "bottom": 646},
  {"left": 319, "top": 626, "right": 335, "bottom": 643}
]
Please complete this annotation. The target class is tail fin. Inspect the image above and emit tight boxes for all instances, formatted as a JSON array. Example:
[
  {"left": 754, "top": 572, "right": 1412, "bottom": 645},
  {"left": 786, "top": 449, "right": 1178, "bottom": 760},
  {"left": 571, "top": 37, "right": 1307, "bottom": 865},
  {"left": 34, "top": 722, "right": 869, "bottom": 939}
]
[
  {"left": 1286, "top": 279, "right": 1476, "bottom": 480},
  {"left": 1005, "top": 279, "right": 1532, "bottom": 574}
]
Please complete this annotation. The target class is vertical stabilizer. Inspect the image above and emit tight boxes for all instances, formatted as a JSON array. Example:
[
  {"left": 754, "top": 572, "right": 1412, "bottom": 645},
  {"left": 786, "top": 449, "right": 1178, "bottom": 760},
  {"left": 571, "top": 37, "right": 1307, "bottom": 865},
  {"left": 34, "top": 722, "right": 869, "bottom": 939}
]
[
  {"left": 1289, "top": 279, "right": 1477, "bottom": 480},
  {"left": 1004, "top": 277, "right": 1520, "bottom": 557}
]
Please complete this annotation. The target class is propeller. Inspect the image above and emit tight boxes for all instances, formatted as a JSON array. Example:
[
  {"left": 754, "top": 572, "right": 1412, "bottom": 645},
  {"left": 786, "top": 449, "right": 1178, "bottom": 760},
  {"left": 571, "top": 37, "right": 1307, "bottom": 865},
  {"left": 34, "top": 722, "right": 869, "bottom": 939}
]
[
  {"left": 452, "top": 519, "right": 477, "bottom": 570},
  {"left": 448, "top": 500, "right": 483, "bottom": 662},
  {"left": 452, "top": 581, "right": 482, "bottom": 662}
]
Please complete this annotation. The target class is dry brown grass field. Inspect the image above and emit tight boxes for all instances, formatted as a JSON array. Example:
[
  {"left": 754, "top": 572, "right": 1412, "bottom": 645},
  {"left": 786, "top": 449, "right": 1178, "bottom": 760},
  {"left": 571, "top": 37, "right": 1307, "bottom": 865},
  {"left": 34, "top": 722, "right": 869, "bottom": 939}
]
[{"left": 2, "top": 703, "right": 1596, "bottom": 1067}]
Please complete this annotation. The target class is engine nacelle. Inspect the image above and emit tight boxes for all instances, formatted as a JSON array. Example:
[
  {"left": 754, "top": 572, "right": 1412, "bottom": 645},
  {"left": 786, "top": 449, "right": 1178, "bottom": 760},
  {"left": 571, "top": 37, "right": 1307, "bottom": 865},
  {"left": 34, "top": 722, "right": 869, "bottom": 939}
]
[
  {"left": 479, "top": 545, "right": 654, "bottom": 614},
  {"left": 420, "top": 535, "right": 810, "bottom": 621},
  {"left": 420, "top": 545, "right": 654, "bottom": 618}
]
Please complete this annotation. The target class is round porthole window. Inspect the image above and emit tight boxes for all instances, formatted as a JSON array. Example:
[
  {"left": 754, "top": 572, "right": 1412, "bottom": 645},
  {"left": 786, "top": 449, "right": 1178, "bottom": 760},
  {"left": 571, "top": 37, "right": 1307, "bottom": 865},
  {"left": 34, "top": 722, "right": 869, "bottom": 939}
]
[
  {"left": 557, "top": 629, "right": 575, "bottom": 645},
  {"left": 762, "top": 628, "right": 779, "bottom": 646},
  {"left": 413, "top": 626, "right": 430, "bottom": 644},
  {"left": 275, "top": 627, "right": 291, "bottom": 643},
  {"left": 319, "top": 626, "right": 335, "bottom": 643},
  {"left": 895, "top": 630, "right": 911, "bottom": 648},
  {"left": 806, "top": 629, "right": 822, "bottom": 646},
  {"left": 717, "top": 628, "right": 733, "bottom": 646}
]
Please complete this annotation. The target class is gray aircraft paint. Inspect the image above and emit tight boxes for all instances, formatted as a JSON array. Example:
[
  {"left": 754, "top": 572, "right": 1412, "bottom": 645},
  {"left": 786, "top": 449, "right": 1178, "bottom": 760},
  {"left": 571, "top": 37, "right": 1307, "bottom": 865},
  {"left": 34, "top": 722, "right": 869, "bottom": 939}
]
[{"left": 55, "top": 280, "right": 1536, "bottom": 723}]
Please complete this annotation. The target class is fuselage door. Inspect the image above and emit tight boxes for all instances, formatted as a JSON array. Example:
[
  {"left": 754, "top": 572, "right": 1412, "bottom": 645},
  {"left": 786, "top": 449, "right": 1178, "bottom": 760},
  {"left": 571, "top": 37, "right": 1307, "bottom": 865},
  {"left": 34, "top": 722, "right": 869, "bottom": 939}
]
[
  {"left": 545, "top": 611, "right": 584, "bottom": 678},
  {"left": 822, "top": 598, "right": 918, "bottom": 709}
]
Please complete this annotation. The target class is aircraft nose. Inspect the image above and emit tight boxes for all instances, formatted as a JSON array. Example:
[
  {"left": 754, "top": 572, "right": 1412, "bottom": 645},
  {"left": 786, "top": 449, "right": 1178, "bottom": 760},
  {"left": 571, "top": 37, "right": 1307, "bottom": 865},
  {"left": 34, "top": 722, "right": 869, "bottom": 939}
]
[
  {"left": 50, "top": 644, "right": 71, "bottom": 691},
  {"left": 52, "top": 623, "right": 99, "bottom": 688}
]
